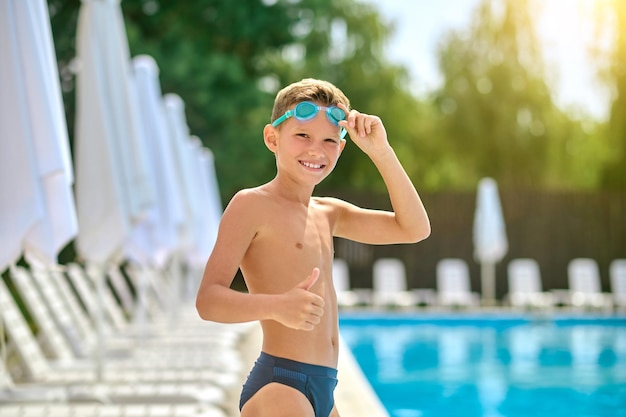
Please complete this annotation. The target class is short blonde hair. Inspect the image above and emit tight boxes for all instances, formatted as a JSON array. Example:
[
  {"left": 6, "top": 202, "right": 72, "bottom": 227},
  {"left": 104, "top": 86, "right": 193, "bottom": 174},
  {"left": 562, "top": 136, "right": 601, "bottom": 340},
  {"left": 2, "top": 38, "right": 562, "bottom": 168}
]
[{"left": 271, "top": 78, "right": 350, "bottom": 124}]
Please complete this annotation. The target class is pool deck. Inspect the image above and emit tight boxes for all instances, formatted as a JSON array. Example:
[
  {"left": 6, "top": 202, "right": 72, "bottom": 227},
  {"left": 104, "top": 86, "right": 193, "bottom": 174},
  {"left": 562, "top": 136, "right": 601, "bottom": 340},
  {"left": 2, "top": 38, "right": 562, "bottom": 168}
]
[{"left": 229, "top": 323, "right": 389, "bottom": 417}]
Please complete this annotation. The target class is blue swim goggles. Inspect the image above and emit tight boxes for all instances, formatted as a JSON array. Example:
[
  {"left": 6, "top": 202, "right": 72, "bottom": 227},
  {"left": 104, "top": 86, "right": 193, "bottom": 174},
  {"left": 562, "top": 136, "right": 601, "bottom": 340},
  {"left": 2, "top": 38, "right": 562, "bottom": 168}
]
[{"left": 272, "top": 101, "right": 347, "bottom": 139}]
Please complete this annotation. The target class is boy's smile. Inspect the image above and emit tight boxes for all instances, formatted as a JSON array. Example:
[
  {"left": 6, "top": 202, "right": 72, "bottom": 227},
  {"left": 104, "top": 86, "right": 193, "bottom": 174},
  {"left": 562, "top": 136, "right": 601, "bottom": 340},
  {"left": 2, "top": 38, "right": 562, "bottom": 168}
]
[{"left": 300, "top": 160, "right": 325, "bottom": 170}]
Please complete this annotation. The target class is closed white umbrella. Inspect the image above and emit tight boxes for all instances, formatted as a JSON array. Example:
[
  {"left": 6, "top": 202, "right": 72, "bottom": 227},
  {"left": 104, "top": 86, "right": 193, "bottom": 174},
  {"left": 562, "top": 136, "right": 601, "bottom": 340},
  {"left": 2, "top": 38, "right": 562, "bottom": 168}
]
[
  {"left": 187, "top": 138, "right": 222, "bottom": 268},
  {"left": 473, "top": 177, "right": 508, "bottom": 305},
  {"left": 0, "top": 0, "right": 42, "bottom": 271},
  {"left": 74, "top": 0, "right": 153, "bottom": 263},
  {"left": 198, "top": 146, "right": 222, "bottom": 256},
  {"left": 74, "top": 0, "right": 153, "bottom": 380},
  {"left": 163, "top": 94, "right": 200, "bottom": 255},
  {"left": 185, "top": 144, "right": 222, "bottom": 296},
  {"left": 161, "top": 94, "right": 201, "bottom": 319},
  {"left": 128, "top": 55, "right": 185, "bottom": 268},
  {"left": 126, "top": 55, "right": 188, "bottom": 335},
  {"left": 0, "top": 0, "right": 77, "bottom": 270},
  {"left": 0, "top": 0, "right": 78, "bottom": 385}
]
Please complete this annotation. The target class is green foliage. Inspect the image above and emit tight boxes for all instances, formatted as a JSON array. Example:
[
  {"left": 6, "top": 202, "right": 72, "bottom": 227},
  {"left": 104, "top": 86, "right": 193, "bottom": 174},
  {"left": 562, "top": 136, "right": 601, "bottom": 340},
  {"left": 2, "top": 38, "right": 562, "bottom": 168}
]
[
  {"left": 429, "top": 0, "right": 611, "bottom": 190},
  {"left": 593, "top": 0, "right": 626, "bottom": 189},
  {"left": 45, "top": 0, "right": 623, "bottom": 196},
  {"left": 47, "top": 0, "right": 428, "bottom": 198}
]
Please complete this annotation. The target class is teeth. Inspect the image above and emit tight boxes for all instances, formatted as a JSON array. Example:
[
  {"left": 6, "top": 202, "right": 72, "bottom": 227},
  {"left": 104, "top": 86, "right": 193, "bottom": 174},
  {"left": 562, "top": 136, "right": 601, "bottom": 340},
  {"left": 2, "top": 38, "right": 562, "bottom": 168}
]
[{"left": 302, "top": 161, "right": 323, "bottom": 169}]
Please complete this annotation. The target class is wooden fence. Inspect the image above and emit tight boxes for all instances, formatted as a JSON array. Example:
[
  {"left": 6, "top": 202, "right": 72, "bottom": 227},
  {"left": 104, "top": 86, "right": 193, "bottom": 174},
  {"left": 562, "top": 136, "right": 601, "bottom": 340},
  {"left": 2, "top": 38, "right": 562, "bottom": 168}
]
[{"left": 332, "top": 190, "right": 626, "bottom": 300}]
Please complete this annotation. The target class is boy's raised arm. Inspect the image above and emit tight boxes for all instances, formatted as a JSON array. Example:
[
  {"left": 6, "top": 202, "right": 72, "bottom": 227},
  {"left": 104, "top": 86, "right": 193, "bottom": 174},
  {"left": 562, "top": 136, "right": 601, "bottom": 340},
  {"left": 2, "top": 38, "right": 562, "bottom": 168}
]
[{"left": 334, "top": 105, "right": 430, "bottom": 244}]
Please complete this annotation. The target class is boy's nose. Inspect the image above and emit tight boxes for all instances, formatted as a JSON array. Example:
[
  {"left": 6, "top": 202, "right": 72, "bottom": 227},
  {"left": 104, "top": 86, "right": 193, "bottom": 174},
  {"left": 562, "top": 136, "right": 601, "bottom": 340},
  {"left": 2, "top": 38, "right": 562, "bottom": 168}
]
[{"left": 307, "top": 142, "right": 324, "bottom": 156}]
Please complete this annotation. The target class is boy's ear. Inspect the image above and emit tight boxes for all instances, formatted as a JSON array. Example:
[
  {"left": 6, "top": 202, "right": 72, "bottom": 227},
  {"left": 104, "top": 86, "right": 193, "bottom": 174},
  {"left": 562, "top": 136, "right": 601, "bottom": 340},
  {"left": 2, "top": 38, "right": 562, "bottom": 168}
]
[{"left": 263, "top": 124, "right": 278, "bottom": 153}]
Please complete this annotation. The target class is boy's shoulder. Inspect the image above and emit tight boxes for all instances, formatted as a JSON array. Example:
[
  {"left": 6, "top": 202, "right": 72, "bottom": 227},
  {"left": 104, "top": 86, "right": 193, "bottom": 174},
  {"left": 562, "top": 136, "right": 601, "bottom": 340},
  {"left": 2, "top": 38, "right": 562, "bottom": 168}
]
[
  {"left": 223, "top": 186, "right": 274, "bottom": 216},
  {"left": 221, "top": 186, "right": 276, "bottom": 233},
  {"left": 231, "top": 185, "right": 271, "bottom": 202},
  {"left": 225, "top": 186, "right": 273, "bottom": 215}
]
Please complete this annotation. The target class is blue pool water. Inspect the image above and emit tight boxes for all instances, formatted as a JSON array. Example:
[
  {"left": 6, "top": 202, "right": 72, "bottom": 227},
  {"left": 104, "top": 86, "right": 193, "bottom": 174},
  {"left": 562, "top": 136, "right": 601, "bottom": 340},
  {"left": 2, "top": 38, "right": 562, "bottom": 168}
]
[{"left": 340, "top": 314, "right": 626, "bottom": 417}]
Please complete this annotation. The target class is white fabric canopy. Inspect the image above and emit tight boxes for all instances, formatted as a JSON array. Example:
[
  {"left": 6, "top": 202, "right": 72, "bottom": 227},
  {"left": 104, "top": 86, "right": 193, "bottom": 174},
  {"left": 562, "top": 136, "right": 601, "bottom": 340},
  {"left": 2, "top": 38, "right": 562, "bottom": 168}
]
[
  {"left": 163, "top": 94, "right": 199, "bottom": 256},
  {"left": 125, "top": 55, "right": 185, "bottom": 268},
  {"left": 187, "top": 138, "right": 222, "bottom": 267},
  {"left": 198, "top": 146, "right": 222, "bottom": 253},
  {"left": 0, "top": 0, "right": 77, "bottom": 270},
  {"left": 473, "top": 177, "right": 508, "bottom": 303},
  {"left": 162, "top": 95, "right": 223, "bottom": 268},
  {"left": 473, "top": 178, "right": 508, "bottom": 263},
  {"left": 74, "top": 0, "right": 153, "bottom": 264},
  {"left": 74, "top": 0, "right": 158, "bottom": 381}
]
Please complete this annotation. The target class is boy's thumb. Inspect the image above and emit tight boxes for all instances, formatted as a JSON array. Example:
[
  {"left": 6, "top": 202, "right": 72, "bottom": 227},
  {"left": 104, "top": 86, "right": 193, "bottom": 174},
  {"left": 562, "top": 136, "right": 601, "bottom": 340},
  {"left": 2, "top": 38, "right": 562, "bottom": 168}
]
[{"left": 298, "top": 268, "right": 320, "bottom": 291}]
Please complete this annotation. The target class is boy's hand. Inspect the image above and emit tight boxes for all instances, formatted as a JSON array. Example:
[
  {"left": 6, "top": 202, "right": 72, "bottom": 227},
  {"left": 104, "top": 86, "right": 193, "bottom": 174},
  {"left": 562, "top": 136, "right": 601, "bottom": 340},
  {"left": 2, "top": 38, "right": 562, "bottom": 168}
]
[
  {"left": 274, "top": 268, "right": 325, "bottom": 331},
  {"left": 338, "top": 103, "right": 390, "bottom": 157}
]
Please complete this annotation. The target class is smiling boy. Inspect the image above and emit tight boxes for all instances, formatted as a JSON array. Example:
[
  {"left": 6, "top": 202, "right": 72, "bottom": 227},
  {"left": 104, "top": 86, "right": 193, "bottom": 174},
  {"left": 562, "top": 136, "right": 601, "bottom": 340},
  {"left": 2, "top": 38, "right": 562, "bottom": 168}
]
[{"left": 195, "top": 78, "right": 430, "bottom": 417}]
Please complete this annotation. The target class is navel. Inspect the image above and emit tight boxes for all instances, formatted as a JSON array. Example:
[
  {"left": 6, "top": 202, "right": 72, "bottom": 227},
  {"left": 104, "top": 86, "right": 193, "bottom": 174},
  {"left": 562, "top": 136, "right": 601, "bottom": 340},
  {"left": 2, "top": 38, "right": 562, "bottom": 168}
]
[{"left": 295, "top": 242, "right": 303, "bottom": 249}]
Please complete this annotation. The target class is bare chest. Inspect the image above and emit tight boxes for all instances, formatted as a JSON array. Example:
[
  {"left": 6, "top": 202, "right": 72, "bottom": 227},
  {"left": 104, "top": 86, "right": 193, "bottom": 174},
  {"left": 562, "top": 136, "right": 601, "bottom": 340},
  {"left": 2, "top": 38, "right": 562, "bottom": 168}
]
[
  {"left": 268, "top": 208, "right": 332, "bottom": 259},
  {"left": 242, "top": 204, "right": 335, "bottom": 285}
]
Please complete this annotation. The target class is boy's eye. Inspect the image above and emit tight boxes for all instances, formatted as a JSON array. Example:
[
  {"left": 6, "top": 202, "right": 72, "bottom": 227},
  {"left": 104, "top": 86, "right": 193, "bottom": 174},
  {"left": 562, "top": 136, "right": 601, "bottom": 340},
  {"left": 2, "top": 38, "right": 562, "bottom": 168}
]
[{"left": 325, "top": 138, "right": 339, "bottom": 144}]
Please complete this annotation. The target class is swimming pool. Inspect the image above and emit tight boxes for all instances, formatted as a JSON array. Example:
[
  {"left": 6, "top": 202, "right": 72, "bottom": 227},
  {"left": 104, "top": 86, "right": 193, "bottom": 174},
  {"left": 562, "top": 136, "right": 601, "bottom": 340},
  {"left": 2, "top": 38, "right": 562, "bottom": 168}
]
[{"left": 340, "top": 313, "right": 626, "bottom": 417}]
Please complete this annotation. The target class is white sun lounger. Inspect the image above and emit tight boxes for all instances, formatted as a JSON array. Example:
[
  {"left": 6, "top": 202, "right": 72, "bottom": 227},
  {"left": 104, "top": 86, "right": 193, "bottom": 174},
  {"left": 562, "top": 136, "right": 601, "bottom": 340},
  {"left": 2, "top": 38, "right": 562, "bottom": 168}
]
[
  {"left": 0, "top": 278, "right": 236, "bottom": 406},
  {"left": 505, "top": 258, "right": 554, "bottom": 310},
  {"left": 0, "top": 278, "right": 241, "bottom": 385},
  {"left": 9, "top": 267, "right": 240, "bottom": 370},
  {"left": 65, "top": 263, "right": 129, "bottom": 333},
  {"left": 1, "top": 356, "right": 228, "bottom": 417},
  {"left": 32, "top": 267, "right": 98, "bottom": 355},
  {"left": 9, "top": 266, "right": 77, "bottom": 363},
  {"left": 24, "top": 266, "right": 243, "bottom": 356},
  {"left": 436, "top": 258, "right": 480, "bottom": 308},
  {"left": 34, "top": 265, "right": 245, "bottom": 348},
  {"left": 372, "top": 258, "right": 417, "bottom": 308},
  {"left": 567, "top": 258, "right": 613, "bottom": 312},
  {"left": 1, "top": 356, "right": 224, "bottom": 408},
  {"left": 332, "top": 258, "right": 361, "bottom": 308},
  {"left": 0, "top": 402, "right": 226, "bottom": 417},
  {"left": 106, "top": 265, "right": 136, "bottom": 316},
  {"left": 610, "top": 259, "right": 626, "bottom": 311}
]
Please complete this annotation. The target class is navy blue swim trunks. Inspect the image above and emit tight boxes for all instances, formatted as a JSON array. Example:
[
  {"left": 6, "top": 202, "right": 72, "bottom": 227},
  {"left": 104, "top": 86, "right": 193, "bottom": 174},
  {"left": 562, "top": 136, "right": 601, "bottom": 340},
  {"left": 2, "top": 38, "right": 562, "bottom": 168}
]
[{"left": 240, "top": 352, "right": 339, "bottom": 417}]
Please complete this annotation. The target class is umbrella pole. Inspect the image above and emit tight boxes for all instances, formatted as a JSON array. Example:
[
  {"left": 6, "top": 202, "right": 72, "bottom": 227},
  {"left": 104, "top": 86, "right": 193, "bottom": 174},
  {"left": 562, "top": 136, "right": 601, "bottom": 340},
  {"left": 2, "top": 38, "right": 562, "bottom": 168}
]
[
  {"left": 93, "top": 263, "right": 105, "bottom": 381},
  {"left": 132, "top": 264, "right": 149, "bottom": 346},
  {"left": 168, "top": 254, "right": 182, "bottom": 329},
  {"left": 481, "top": 262, "right": 496, "bottom": 306},
  {"left": 0, "top": 286, "right": 8, "bottom": 388},
  {"left": 2, "top": 266, "right": 16, "bottom": 388}
]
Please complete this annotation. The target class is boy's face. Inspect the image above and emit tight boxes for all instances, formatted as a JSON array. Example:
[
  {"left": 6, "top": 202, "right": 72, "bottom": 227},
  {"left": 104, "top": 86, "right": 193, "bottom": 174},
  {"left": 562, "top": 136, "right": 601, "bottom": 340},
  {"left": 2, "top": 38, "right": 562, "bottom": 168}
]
[{"left": 265, "top": 102, "right": 346, "bottom": 186}]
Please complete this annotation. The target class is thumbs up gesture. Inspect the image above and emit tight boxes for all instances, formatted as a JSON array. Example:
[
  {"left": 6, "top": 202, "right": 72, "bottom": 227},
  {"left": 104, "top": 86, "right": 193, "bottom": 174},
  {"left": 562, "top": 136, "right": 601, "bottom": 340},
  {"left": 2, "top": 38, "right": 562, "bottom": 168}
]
[{"left": 274, "top": 268, "right": 325, "bottom": 331}]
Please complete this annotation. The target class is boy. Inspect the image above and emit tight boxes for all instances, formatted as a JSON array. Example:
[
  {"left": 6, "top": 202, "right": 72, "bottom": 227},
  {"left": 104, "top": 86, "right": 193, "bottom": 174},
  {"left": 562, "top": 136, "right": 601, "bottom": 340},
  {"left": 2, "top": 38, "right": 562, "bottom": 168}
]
[{"left": 195, "top": 78, "right": 430, "bottom": 417}]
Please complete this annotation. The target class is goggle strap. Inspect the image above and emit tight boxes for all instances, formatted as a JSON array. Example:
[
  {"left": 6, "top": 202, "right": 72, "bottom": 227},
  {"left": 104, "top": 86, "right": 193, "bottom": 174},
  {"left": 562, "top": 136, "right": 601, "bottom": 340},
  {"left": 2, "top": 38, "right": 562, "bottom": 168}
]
[{"left": 272, "top": 109, "right": 293, "bottom": 127}]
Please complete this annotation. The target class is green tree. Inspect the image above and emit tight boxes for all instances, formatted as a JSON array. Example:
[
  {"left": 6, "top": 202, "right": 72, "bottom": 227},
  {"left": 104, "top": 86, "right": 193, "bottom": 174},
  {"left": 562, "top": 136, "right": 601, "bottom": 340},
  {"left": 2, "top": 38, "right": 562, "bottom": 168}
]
[
  {"left": 48, "top": 0, "right": 613, "bottom": 195},
  {"left": 431, "top": 0, "right": 606, "bottom": 189},
  {"left": 594, "top": 0, "right": 626, "bottom": 189},
  {"left": 47, "top": 0, "right": 429, "bottom": 198}
]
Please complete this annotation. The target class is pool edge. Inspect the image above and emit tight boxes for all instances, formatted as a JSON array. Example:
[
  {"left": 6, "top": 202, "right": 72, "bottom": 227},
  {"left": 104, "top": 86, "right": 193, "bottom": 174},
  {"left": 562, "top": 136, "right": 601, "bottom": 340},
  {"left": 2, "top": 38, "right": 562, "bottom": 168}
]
[{"left": 337, "top": 334, "right": 390, "bottom": 417}]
